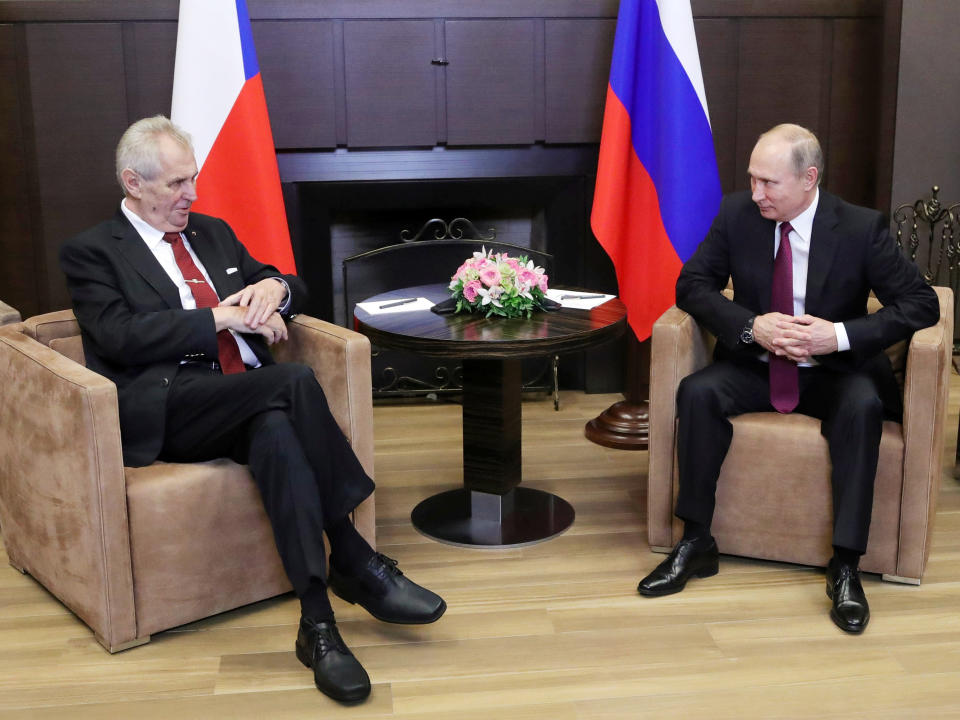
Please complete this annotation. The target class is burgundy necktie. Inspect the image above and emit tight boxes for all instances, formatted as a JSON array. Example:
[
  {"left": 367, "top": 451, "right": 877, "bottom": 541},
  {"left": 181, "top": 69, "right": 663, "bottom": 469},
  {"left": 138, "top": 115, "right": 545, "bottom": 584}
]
[
  {"left": 163, "top": 232, "right": 246, "bottom": 374},
  {"left": 769, "top": 221, "right": 798, "bottom": 413}
]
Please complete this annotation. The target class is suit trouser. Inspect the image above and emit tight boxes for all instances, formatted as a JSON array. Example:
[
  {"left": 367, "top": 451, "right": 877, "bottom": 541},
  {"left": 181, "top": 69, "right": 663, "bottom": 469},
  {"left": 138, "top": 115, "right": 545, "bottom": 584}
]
[
  {"left": 158, "top": 362, "right": 375, "bottom": 595},
  {"left": 674, "top": 355, "right": 900, "bottom": 553}
]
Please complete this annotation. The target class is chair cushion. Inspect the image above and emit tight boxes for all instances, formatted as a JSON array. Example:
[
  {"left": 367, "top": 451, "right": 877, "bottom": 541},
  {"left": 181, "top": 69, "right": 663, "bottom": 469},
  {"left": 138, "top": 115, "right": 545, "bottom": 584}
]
[
  {"left": 708, "top": 413, "right": 905, "bottom": 575},
  {"left": 125, "top": 458, "right": 291, "bottom": 637}
]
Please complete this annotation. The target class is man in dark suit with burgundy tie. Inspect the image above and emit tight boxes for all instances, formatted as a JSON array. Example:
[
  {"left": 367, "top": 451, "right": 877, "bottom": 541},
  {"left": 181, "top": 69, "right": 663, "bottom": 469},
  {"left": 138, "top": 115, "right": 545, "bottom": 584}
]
[
  {"left": 60, "top": 115, "right": 445, "bottom": 703},
  {"left": 636, "top": 124, "right": 939, "bottom": 633}
]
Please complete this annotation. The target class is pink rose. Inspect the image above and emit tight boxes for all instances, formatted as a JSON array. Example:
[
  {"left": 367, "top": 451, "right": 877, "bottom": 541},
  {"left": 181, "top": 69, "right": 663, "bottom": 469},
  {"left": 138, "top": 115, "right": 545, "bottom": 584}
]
[
  {"left": 479, "top": 266, "right": 502, "bottom": 288},
  {"left": 463, "top": 279, "right": 481, "bottom": 303},
  {"left": 517, "top": 268, "right": 538, "bottom": 288},
  {"left": 538, "top": 273, "right": 549, "bottom": 293},
  {"left": 504, "top": 258, "right": 521, "bottom": 272}
]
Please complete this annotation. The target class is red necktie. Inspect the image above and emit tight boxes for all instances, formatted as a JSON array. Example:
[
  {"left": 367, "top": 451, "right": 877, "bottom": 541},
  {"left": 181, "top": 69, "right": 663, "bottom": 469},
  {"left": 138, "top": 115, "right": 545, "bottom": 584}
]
[
  {"left": 769, "top": 221, "right": 798, "bottom": 412},
  {"left": 163, "top": 232, "right": 246, "bottom": 374}
]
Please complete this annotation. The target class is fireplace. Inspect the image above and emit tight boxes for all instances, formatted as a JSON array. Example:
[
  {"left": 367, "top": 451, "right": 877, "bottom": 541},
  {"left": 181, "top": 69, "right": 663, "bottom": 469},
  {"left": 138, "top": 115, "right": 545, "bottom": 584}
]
[{"left": 278, "top": 147, "right": 623, "bottom": 393}]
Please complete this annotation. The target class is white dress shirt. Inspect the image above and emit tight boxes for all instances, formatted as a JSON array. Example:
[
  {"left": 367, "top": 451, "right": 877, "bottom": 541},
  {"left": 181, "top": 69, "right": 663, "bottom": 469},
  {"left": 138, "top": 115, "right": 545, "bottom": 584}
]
[
  {"left": 121, "top": 199, "right": 262, "bottom": 367},
  {"left": 770, "top": 188, "right": 850, "bottom": 365}
]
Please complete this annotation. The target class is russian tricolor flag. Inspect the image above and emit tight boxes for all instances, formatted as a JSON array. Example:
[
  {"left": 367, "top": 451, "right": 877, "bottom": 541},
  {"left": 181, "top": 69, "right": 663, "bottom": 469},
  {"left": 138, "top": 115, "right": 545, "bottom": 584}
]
[
  {"left": 591, "top": 0, "right": 721, "bottom": 340},
  {"left": 171, "top": 0, "right": 296, "bottom": 274}
]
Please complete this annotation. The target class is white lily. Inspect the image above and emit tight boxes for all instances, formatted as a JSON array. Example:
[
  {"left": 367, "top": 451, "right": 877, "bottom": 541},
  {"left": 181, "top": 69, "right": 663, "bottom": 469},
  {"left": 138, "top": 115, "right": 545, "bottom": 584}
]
[{"left": 477, "top": 287, "right": 502, "bottom": 307}]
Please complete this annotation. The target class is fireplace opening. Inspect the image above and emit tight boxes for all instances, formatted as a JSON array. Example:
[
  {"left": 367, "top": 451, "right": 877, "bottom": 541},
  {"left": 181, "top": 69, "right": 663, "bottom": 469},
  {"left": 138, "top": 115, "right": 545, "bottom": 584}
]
[{"left": 286, "top": 175, "right": 623, "bottom": 394}]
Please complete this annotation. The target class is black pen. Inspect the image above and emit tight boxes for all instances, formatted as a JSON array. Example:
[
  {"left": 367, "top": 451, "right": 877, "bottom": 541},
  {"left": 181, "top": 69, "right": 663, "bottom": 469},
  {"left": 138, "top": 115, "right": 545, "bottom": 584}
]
[
  {"left": 379, "top": 298, "right": 417, "bottom": 309},
  {"left": 560, "top": 293, "right": 606, "bottom": 300}
]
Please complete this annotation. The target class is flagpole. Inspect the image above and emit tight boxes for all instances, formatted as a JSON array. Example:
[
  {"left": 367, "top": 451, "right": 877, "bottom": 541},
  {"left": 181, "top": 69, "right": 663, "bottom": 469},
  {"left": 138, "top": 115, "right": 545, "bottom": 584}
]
[
  {"left": 586, "top": 0, "right": 719, "bottom": 449},
  {"left": 585, "top": 329, "right": 648, "bottom": 449}
]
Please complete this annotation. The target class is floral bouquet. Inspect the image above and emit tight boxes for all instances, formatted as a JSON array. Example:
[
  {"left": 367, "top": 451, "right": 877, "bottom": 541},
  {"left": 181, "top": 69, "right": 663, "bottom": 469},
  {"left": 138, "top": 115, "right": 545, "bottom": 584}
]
[{"left": 448, "top": 247, "right": 550, "bottom": 318}]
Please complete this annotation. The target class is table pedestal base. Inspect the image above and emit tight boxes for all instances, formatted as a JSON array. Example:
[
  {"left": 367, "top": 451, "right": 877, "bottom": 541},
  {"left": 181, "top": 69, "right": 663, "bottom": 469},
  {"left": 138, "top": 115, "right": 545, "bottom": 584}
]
[{"left": 411, "top": 487, "right": 575, "bottom": 548}]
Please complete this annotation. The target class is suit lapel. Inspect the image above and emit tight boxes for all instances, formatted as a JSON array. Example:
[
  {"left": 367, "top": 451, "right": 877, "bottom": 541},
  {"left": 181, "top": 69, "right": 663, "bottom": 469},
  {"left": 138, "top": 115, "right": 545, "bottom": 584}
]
[
  {"left": 805, "top": 193, "right": 840, "bottom": 316},
  {"left": 113, "top": 212, "right": 183, "bottom": 309},
  {"left": 185, "top": 221, "right": 236, "bottom": 301},
  {"left": 746, "top": 209, "right": 777, "bottom": 314}
]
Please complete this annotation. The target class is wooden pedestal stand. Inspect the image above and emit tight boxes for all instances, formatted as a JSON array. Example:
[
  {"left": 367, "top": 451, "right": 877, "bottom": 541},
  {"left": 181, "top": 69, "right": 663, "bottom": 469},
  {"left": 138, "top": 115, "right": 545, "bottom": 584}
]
[{"left": 584, "top": 330, "right": 649, "bottom": 450}]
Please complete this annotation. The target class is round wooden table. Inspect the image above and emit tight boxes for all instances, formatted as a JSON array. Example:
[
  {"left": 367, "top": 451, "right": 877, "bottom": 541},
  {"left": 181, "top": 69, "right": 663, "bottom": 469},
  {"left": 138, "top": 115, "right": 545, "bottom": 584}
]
[{"left": 355, "top": 283, "right": 627, "bottom": 547}]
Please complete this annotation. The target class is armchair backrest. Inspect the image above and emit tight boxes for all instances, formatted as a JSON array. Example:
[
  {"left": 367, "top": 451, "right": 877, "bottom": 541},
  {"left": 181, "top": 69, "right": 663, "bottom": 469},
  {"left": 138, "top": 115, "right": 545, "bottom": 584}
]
[
  {"left": 21, "top": 309, "right": 86, "bottom": 365},
  {"left": 0, "top": 300, "right": 20, "bottom": 325}
]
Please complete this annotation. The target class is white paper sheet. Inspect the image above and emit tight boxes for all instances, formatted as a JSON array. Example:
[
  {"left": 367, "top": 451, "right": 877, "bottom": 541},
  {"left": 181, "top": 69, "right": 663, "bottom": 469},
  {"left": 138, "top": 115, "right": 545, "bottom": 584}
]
[
  {"left": 545, "top": 289, "right": 616, "bottom": 310},
  {"left": 355, "top": 297, "right": 436, "bottom": 315}
]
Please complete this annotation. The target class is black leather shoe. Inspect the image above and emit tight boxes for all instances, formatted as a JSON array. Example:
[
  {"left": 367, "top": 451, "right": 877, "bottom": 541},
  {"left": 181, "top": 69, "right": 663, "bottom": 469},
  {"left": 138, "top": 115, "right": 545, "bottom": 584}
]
[
  {"left": 295, "top": 617, "right": 370, "bottom": 703},
  {"left": 637, "top": 537, "right": 719, "bottom": 597},
  {"left": 826, "top": 558, "right": 870, "bottom": 634},
  {"left": 329, "top": 552, "right": 446, "bottom": 624}
]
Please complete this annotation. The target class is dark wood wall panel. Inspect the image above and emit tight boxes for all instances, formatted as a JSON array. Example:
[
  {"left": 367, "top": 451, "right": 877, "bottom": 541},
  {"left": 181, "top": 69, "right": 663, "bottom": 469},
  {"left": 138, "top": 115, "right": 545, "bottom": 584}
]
[
  {"left": 733, "top": 20, "right": 827, "bottom": 191},
  {"left": 26, "top": 23, "right": 129, "bottom": 311},
  {"left": 544, "top": 19, "right": 615, "bottom": 144},
  {"left": 255, "top": 21, "right": 337, "bottom": 149},
  {"left": 125, "top": 21, "right": 177, "bottom": 122},
  {"left": 0, "top": 1, "right": 897, "bottom": 316},
  {"left": 342, "top": 20, "right": 436, "bottom": 148},
  {"left": 445, "top": 20, "right": 536, "bottom": 146},
  {"left": 826, "top": 18, "right": 882, "bottom": 208},
  {"left": 695, "top": 18, "right": 739, "bottom": 194},
  {"left": 0, "top": 24, "right": 40, "bottom": 317}
]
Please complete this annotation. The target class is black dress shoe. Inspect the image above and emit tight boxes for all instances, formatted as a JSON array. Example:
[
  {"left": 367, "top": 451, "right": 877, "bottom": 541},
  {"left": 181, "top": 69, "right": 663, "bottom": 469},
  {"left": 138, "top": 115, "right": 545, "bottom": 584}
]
[
  {"left": 826, "top": 558, "right": 870, "bottom": 634},
  {"left": 637, "top": 537, "right": 719, "bottom": 597},
  {"left": 329, "top": 552, "right": 446, "bottom": 624},
  {"left": 295, "top": 617, "right": 371, "bottom": 703}
]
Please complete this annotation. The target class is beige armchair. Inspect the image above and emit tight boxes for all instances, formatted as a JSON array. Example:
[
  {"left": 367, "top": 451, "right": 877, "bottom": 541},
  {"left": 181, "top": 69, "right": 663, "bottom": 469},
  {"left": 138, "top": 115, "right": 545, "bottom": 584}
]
[
  {"left": 0, "top": 310, "right": 375, "bottom": 652},
  {"left": 648, "top": 286, "right": 953, "bottom": 584}
]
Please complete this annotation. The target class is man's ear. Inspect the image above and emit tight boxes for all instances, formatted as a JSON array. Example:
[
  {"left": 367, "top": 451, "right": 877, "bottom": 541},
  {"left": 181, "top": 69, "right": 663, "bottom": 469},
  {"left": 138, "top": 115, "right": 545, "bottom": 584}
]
[
  {"left": 121, "top": 168, "right": 141, "bottom": 198},
  {"left": 804, "top": 166, "right": 819, "bottom": 191}
]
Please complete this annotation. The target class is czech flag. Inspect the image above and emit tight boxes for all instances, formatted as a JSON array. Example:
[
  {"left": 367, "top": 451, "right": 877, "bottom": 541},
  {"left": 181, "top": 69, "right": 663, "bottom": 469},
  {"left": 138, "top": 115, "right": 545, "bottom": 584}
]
[
  {"left": 591, "top": 0, "right": 721, "bottom": 340},
  {"left": 171, "top": 0, "right": 296, "bottom": 274}
]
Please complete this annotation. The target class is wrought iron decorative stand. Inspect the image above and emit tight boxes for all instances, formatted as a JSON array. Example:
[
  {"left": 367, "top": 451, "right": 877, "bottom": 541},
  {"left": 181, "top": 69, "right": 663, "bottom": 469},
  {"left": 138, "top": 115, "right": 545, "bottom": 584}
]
[{"left": 893, "top": 185, "right": 960, "bottom": 351}]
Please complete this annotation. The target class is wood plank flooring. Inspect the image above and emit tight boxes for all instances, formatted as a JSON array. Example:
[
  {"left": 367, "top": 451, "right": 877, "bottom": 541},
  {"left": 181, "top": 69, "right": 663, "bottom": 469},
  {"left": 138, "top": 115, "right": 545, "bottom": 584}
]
[{"left": 2, "top": 383, "right": 960, "bottom": 718}]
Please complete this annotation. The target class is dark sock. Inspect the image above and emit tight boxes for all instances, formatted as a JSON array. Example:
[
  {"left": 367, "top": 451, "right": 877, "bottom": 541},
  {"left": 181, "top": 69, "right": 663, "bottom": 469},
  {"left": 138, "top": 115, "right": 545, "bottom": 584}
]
[
  {"left": 300, "top": 580, "right": 335, "bottom": 623},
  {"left": 327, "top": 515, "right": 376, "bottom": 574},
  {"left": 681, "top": 519, "right": 711, "bottom": 544},
  {"left": 832, "top": 545, "right": 861, "bottom": 569}
]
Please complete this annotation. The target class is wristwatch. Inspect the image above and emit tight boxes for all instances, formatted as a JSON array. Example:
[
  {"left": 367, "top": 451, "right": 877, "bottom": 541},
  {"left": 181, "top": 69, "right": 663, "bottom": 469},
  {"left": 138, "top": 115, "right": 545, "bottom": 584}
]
[{"left": 740, "top": 316, "right": 756, "bottom": 344}]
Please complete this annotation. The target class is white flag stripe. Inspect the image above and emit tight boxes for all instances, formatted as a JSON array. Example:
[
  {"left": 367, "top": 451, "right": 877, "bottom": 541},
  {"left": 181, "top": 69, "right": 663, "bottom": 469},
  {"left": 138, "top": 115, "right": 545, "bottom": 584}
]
[
  {"left": 653, "top": 0, "right": 711, "bottom": 126},
  {"left": 171, "top": 0, "right": 246, "bottom": 171}
]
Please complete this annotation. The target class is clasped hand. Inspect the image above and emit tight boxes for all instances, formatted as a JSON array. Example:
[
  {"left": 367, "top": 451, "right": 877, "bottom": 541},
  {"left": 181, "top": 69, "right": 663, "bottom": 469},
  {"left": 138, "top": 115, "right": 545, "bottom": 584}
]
[
  {"left": 752, "top": 312, "right": 837, "bottom": 364},
  {"left": 211, "top": 279, "right": 288, "bottom": 344},
  {"left": 220, "top": 278, "right": 287, "bottom": 328}
]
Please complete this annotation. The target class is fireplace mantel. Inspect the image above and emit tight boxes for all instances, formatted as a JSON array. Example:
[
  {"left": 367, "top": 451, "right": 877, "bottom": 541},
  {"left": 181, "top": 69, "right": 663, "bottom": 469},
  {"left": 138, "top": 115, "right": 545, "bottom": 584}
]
[{"left": 278, "top": 146, "right": 600, "bottom": 184}]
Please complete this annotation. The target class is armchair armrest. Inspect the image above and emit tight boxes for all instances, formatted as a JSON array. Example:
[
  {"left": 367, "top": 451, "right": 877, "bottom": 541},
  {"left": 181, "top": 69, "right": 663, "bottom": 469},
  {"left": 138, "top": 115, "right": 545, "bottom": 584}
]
[
  {"left": 896, "top": 285, "right": 953, "bottom": 580},
  {"left": 647, "top": 305, "right": 715, "bottom": 549},
  {"left": 271, "top": 315, "right": 375, "bottom": 545},
  {"left": 0, "top": 324, "right": 136, "bottom": 649}
]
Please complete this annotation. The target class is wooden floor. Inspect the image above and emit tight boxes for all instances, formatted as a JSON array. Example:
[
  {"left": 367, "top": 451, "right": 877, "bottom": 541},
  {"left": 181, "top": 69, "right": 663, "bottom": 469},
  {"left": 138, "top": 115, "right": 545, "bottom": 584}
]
[{"left": 3, "top": 381, "right": 960, "bottom": 719}]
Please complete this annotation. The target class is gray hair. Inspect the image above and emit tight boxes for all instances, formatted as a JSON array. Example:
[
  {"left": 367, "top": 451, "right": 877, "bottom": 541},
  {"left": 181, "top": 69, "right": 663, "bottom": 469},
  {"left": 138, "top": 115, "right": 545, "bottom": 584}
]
[
  {"left": 115, "top": 115, "right": 194, "bottom": 193},
  {"left": 760, "top": 123, "right": 824, "bottom": 185}
]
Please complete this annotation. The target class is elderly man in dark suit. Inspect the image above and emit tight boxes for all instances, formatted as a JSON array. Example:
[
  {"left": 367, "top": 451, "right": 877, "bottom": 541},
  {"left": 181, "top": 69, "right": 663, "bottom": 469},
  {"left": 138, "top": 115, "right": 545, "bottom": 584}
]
[
  {"left": 60, "top": 115, "right": 445, "bottom": 703},
  {"left": 637, "top": 124, "right": 939, "bottom": 634}
]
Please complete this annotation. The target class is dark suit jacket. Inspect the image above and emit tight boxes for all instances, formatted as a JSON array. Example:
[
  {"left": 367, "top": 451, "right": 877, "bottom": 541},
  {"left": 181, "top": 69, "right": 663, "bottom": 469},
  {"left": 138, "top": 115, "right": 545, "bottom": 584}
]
[
  {"left": 675, "top": 190, "right": 939, "bottom": 375},
  {"left": 60, "top": 209, "right": 308, "bottom": 467}
]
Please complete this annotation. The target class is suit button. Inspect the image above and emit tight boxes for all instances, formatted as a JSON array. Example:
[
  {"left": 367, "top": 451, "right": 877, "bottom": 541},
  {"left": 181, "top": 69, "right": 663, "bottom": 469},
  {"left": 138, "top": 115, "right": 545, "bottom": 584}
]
[{"left": 161, "top": 377, "right": 170, "bottom": 387}]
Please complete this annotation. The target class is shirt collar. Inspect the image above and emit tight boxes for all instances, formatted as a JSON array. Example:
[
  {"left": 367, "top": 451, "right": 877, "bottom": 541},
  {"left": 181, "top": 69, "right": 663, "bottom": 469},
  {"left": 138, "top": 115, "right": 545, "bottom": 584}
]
[
  {"left": 120, "top": 198, "right": 179, "bottom": 253},
  {"left": 778, "top": 187, "right": 819, "bottom": 243}
]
